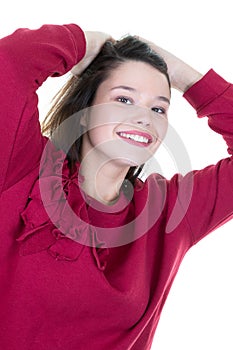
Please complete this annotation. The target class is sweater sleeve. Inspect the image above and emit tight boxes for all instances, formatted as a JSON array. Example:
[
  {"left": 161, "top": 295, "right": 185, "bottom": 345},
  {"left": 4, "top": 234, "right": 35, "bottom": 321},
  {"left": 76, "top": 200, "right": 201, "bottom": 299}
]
[
  {"left": 0, "top": 24, "right": 86, "bottom": 195},
  {"left": 166, "top": 69, "right": 233, "bottom": 244}
]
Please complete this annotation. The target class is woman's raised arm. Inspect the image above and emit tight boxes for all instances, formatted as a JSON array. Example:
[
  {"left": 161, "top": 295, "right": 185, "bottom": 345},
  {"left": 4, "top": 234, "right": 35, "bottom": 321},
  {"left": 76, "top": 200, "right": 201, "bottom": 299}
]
[{"left": 0, "top": 24, "right": 86, "bottom": 195}]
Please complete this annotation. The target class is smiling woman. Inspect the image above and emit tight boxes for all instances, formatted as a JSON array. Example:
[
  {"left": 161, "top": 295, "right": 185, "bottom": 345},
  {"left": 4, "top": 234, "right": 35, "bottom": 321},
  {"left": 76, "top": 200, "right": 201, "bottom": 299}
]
[
  {"left": 42, "top": 36, "right": 171, "bottom": 194},
  {"left": 1, "top": 23, "right": 233, "bottom": 350},
  {"left": 76, "top": 60, "right": 170, "bottom": 202}
]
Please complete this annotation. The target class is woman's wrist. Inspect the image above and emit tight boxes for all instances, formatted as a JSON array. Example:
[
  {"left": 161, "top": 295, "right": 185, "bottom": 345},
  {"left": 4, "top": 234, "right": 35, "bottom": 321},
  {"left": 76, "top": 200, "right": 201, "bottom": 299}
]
[
  {"left": 139, "top": 38, "right": 203, "bottom": 93},
  {"left": 172, "top": 65, "right": 203, "bottom": 92}
]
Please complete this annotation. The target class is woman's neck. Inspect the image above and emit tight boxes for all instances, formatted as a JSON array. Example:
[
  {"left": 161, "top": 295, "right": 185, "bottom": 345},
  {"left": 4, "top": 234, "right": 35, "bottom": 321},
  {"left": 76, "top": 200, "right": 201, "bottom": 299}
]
[{"left": 79, "top": 158, "right": 129, "bottom": 205}]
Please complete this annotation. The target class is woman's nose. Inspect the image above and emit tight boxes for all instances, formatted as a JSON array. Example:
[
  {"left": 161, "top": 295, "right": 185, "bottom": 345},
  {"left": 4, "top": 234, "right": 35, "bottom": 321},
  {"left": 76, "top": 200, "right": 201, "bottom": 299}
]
[
  {"left": 136, "top": 119, "right": 150, "bottom": 127},
  {"left": 134, "top": 107, "right": 152, "bottom": 127}
]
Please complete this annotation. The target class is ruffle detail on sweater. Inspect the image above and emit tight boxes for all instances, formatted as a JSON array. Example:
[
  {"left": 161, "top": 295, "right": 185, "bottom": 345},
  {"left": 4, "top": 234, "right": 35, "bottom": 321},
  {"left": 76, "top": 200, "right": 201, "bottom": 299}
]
[{"left": 17, "top": 140, "right": 111, "bottom": 269}]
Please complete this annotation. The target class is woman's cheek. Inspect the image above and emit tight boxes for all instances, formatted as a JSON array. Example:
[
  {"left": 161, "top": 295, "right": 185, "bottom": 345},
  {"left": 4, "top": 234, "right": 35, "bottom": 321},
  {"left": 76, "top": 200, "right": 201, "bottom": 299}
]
[{"left": 87, "top": 103, "right": 128, "bottom": 129}]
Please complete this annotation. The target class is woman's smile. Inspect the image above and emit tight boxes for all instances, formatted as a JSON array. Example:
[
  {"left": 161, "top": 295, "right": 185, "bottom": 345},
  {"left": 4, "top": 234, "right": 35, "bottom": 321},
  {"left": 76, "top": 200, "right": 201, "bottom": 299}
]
[{"left": 116, "top": 130, "right": 154, "bottom": 147}]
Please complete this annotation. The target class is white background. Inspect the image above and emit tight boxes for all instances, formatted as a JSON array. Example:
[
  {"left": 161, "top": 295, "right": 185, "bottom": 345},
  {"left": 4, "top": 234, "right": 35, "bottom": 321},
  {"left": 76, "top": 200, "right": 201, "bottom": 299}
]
[{"left": 1, "top": 1, "right": 233, "bottom": 348}]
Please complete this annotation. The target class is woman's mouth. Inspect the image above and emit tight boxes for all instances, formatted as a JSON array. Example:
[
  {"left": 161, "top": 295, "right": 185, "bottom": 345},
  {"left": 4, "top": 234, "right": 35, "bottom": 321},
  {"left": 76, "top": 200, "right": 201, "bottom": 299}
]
[{"left": 116, "top": 130, "right": 154, "bottom": 147}]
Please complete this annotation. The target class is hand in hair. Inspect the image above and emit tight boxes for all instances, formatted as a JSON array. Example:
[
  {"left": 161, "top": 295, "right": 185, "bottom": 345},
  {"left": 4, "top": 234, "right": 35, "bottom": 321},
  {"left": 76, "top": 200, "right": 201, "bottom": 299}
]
[
  {"left": 137, "top": 36, "right": 202, "bottom": 92},
  {"left": 71, "top": 31, "right": 113, "bottom": 76}
]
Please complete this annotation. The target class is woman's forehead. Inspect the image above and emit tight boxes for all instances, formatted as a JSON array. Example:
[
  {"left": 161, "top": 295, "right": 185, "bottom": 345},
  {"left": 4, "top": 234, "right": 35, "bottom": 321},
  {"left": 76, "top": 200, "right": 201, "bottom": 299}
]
[{"left": 100, "top": 60, "right": 170, "bottom": 97}]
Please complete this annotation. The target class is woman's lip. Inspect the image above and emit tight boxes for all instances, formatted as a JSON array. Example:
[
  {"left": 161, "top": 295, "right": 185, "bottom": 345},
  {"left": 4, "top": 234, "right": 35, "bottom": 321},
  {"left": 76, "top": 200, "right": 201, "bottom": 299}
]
[
  {"left": 116, "top": 130, "right": 154, "bottom": 142},
  {"left": 116, "top": 130, "right": 154, "bottom": 147}
]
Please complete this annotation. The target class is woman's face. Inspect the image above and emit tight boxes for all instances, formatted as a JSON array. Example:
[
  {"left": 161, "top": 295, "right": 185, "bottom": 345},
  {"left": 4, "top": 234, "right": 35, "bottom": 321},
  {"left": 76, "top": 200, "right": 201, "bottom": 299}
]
[{"left": 80, "top": 60, "right": 170, "bottom": 168}]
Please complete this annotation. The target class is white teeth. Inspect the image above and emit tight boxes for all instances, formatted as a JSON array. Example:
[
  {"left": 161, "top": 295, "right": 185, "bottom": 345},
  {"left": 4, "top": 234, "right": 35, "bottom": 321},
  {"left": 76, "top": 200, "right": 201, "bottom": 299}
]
[{"left": 119, "top": 132, "right": 150, "bottom": 143}]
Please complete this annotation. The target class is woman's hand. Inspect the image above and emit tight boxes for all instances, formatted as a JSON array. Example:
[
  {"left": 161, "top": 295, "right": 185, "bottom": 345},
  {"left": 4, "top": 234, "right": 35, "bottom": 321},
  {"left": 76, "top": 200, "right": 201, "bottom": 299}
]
[
  {"left": 138, "top": 37, "right": 203, "bottom": 92},
  {"left": 71, "top": 31, "right": 113, "bottom": 75}
]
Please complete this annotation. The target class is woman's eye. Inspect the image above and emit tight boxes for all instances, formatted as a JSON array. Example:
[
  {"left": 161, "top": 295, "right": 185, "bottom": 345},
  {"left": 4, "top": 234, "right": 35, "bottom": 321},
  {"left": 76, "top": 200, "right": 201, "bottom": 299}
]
[
  {"left": 117, "top": 96, "right": 132, "bottom": 104},
  {"left": 152, "top": 107, "right": 166, "bottom": 114}
]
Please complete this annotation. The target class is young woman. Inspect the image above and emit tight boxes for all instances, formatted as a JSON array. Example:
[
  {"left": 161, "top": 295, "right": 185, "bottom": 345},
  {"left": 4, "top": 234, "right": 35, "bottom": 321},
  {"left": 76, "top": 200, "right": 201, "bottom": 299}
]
[{"left": 0, "top": 24, "right": 233, "bottom": 350}]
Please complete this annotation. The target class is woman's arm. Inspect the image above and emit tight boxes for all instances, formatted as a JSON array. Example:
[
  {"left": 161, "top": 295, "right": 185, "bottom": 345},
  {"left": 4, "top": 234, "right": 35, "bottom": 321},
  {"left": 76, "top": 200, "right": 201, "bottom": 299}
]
[
  {"left": 0, "top": 24, "right": 86, "bottom": 196},
  {"left": 138, "top": 37, "right": 203, "bottom": 92},
  {"left": 178, "top": 70, "right": 233, "bottom": 243},
  {"left": 0, "top": 25, "right": 110, "bottom": 197},
  {"left": 142, "top": 38, "right": 233, "bottom": 243},
  {"left": 165, "top": 66, "right": 233, "bottom": 243}
]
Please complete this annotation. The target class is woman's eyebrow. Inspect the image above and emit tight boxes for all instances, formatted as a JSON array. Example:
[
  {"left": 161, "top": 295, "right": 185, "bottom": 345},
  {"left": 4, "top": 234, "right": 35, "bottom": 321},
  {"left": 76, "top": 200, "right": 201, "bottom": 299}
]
[
  {"left": 111, "top": 86, "right": 170, "bottom": 105},
  {"left": 110, "top": 85, "right": 136, "bottom": 92},
  {"left": 157, "top": 96, "right": 170, "bottom": 105}
]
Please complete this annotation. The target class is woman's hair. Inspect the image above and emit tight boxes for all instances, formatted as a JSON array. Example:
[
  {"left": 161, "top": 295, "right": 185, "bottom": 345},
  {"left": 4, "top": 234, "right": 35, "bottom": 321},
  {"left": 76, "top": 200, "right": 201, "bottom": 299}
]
[{"left": 42, "top": 36, "right": 170, "bottom": 185}]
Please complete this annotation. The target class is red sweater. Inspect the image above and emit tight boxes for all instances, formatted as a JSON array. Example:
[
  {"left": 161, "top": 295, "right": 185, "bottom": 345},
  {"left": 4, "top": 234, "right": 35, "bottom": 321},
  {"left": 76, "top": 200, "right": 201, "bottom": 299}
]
[{"left": 1, "top": 24, "right": 233, "bottom": 350}]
